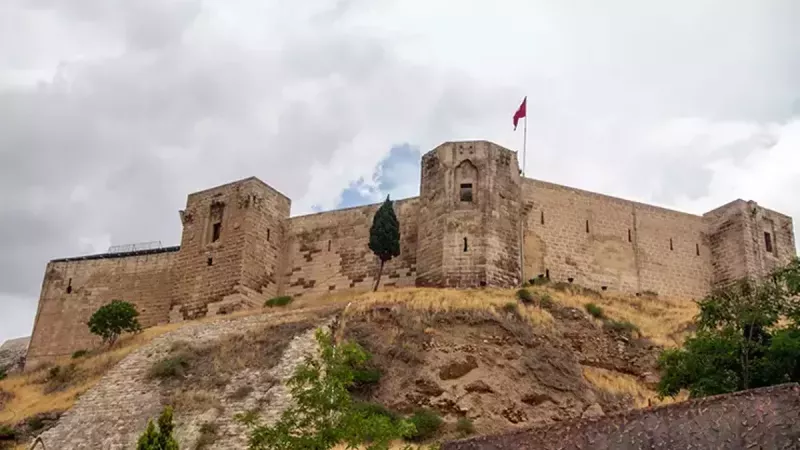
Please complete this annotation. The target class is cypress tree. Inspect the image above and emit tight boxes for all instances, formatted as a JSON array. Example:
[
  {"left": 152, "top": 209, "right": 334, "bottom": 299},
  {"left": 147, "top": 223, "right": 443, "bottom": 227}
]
[{"left": 369, "top": 195, "right": 401, "bottom": 291}]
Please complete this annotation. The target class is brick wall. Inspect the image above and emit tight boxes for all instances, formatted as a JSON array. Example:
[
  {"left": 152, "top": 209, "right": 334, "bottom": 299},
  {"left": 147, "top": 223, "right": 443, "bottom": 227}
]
[
  {"left": 442, "top": 383, "right": 800, "bottom": 450},
  {"left": 26, "top": 248, "right": 178, "bottom": 367},
  {"left": 282, "top": 198, "right": 419, "bottom": 298},
  {"left": 522, "top": 179, "right": 711, "bottom": 299}
]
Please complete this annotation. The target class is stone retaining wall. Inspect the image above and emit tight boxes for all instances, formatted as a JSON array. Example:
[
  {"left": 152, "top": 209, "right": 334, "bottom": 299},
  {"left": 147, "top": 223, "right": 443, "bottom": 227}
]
[{"left": 442, "top": 383, "right": 800, "bottom": 450}]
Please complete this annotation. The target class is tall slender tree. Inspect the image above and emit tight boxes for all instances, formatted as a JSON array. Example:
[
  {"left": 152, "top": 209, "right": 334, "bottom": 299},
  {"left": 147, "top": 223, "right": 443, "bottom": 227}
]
[{"left": 369, "top": 195, "right": 401, "bottom": 291}]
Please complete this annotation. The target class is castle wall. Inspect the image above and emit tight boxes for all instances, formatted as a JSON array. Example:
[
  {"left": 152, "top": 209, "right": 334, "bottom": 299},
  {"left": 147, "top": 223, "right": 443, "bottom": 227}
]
[
  {"left": 171, "top": 178, "right": 290, "bottom": 320},
  {"left": 26, "top": 248, "right": 178, "bottom": 367},
  {"left": 522, "top": 179, "right": 711, "bottom": 299},
  {"left": 282, "top": 198, "right": 419, "bottom": 298}
]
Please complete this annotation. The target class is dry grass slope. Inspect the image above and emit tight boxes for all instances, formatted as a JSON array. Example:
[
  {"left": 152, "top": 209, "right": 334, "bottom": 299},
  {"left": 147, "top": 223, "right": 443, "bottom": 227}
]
[{"left": 1, "top": 285, "right": 697, "bottom": 446}]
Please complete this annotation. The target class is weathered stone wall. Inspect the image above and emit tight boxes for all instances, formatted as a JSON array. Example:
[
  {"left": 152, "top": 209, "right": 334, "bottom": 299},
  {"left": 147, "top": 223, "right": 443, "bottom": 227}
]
[
  {"left": 171, "top": 177, "right": 290, "bottom": 320},
  {"left": 703, "top": 200, "right": 795, "bottom": 288},
  {"left": 283, "top": 198, "right": 419, "bottom": 297},
  {"left": 26, "top": 248, "right": 178, "bottom": 367},
  {"left": 522, "top": 179, "right": 712, "bottom": 299},
  {"left": 441, "top": 383, "right": 800, "bottom": 450},
  {"left": 417, "top": 141, "right": 522, "bottom": 288}
]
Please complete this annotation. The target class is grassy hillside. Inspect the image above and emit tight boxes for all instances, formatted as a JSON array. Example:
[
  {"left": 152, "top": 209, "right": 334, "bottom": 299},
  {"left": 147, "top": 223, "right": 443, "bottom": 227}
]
[{"left": 0, "top": 284, "right": 696, "bottom": 448}]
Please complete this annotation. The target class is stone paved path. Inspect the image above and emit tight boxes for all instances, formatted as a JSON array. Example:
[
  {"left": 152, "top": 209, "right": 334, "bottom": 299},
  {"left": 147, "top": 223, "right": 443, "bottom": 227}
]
[{"left": 38, "top": 306, "right": 339, "bottom": 449}]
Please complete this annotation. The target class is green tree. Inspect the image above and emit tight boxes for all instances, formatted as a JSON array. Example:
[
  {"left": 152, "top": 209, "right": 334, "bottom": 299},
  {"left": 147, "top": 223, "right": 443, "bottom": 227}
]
[
  {"left": 658, "top": 261, "right": 800, "bottom": 399},
  {"left": 137, "top": 406, "right": 180, "bottom": 450},
  {"left": 87, "top": 300, "right": 142, "bottom": 346},
  {"left": 368, "top": 195, "right": 401, "bottom": 292},
  {"left": 238, "top": 329, "right": 416, "bottom": 450}
]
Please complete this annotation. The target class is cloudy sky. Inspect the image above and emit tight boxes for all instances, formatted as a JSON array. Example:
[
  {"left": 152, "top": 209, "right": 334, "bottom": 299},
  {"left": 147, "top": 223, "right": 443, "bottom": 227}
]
[{"left": 2, "top": 0, "right": 800, "bottom": 342}]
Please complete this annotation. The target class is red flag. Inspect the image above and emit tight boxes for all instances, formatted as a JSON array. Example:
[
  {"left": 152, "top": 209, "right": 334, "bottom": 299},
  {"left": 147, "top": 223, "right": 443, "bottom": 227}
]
[{"left": 513, "top": 97, "right": 527, "bottom": 130}]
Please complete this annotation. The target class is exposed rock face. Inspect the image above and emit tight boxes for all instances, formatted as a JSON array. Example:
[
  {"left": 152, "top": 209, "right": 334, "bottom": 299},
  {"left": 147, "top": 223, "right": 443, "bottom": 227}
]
[
  {"left": 0, "top": 336, "right": 29, "bottom": 375},
  {"left": 439, "top": 355, "right": 478, "bottom": 380},
  {"left": 342, "top": 303, "right": 660, "bottom": 438}
]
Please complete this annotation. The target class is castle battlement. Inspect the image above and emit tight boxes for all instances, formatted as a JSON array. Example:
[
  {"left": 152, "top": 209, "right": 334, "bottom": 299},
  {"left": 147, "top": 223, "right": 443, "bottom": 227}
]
[{"left": 25, "top": 140, "right": 796, "bottom": 367}]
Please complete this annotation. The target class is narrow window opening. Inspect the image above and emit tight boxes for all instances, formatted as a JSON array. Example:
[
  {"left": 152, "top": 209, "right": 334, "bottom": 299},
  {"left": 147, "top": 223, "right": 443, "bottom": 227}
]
[
  {"left": 585, "top": 220, "right": 590, "bottom": 233},
  {"left": 669, "top": 238, "right": 673, "bottom": 251},
  {"left": 764, "top": 232, "right": 773, "bottom": 253},
  {"left": 545, "top": 269, "right": 550, "bottom": 279},
  {"left": 328, "top": 240, "right": 332, "bottom": 251},
  {"left": 540, "top": 211, "right": 545, "bottom": 225},
  {"left": 212, "top": 222, "right": 222, "bottom": 242},
  {"left": 463, "top": 237, "right": 468, "bottom": 252},
  {"left": 460, "top": 183, "right": 473, "bottom": 202},
  {"left": 66, "top": 278, "right": 73, "bottom": 294},
  {"left": 207, "top": 257, "right": 213, "bottom": 266},
  {"left": 267, "top": 228, "right": 270, "bottom": 241},
  {"left": 627, "top": 229, "right": 632, "bottom": 242},
  {"left": 696, "top": 243, "right": 700, "bottom": 256}
]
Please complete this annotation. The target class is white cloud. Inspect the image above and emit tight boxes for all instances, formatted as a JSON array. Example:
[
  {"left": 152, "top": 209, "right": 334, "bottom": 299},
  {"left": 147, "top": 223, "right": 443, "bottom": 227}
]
[{"left": 1, "top": 0, "right": 800, "bottom": 341}]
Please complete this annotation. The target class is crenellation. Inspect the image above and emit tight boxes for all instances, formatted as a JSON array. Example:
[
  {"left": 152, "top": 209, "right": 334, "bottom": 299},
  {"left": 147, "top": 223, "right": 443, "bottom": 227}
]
[{"left": 24, "top": 141, "right": 797, "bottom": 367}]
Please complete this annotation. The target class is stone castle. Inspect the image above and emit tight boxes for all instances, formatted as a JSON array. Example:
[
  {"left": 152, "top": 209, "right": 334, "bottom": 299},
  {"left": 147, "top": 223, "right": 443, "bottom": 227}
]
[{"left": 25, "top": 140, "right": 796, "bottom": 367}]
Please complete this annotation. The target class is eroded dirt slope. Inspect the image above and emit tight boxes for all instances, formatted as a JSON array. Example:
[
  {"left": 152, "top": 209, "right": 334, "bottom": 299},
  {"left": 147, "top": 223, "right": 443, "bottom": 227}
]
[{"left": 342, "top": 300, "right": 665, "bottom": 439}]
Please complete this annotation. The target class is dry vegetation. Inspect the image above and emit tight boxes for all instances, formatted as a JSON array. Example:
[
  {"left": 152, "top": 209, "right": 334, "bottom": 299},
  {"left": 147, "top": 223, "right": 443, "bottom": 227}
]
[
  {"left": 291, "top": 284, "right": 697, "bottom": 347},
  {"left": 581, "top": 366, "right": 687, "bottom": 408},
  {"left": 1, "top": 284, "right": 698, "bottom": 447},
  {"left": 0, "top": 321, "right": 187, "bottom": 425}
]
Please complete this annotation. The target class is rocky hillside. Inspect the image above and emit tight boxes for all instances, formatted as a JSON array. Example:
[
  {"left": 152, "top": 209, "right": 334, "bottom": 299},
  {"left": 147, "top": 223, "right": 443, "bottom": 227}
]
[{"left": 0, "top": 285, "right": 695, "bottom": 449}]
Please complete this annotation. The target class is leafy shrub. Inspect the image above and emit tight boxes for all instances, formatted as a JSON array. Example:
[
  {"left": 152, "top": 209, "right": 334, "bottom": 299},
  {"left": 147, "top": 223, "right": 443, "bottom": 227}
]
[
  {"left": 238, "top": 329, "right": 415, "bottom": 449},
  {"left": 584, "top": 303, "right": 605, "bottom": 319},
  {"left": 264, "top": 296, "right": 293, "bottom": 307},
  {"left": 538, "top": 293, "right": 555, "bottom": 309},
  {"left": 136, "top": 406, "right": 179, "bottom": 450},
  {"left": 352, "top": 401, "right": 401, "bottom": 423},
  {"left": 516, "top": 289, "right": 534, "bottom": 305},
  {"left": 456, "top": 417, "right": 475, "bottom": 436},
  {"left": 0, "top": 368, "right": 6, "bottom": 381},
  {"left": 528, "top": 276, "right": 550, "bottom": 286},
  {"left": 87, "top": 300, "right": 142, "bottom": 345},
  {"left": 502, "top": 302, "right": 519, "bottom": 315},
  {"left": 0, "top": 424, "right": 15, "bottom": 440},
  {"left": 352, "top": 366, "right": 382, "bottom": 386},
  {"left": 149, "top": 354, "right": 191, "bottom": 379},
  {"left": 44, "top": 364, "right": 78, "bottom": 393},
  {"left": 72, "top": 349, "right": 88, "bottom": 359},
  {"left": 407, "top": 408, "right": 443, "bottom": 442},
  {"left": 27, "top": 415, "right": 44, "bottom": 432},
  {"left": 604, "top": 320, "right": 639, "bottom": 335}
]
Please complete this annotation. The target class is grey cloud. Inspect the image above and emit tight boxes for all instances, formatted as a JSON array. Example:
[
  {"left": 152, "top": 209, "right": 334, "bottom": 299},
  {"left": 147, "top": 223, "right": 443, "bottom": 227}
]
[{"left": 0, "top": 0, "right": 507, "bottom": 341}]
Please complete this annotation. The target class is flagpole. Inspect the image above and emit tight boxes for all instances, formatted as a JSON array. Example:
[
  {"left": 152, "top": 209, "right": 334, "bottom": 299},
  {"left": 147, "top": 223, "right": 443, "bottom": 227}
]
[{"left": 522, "top": 113, "right": 528, "bottom": 177}]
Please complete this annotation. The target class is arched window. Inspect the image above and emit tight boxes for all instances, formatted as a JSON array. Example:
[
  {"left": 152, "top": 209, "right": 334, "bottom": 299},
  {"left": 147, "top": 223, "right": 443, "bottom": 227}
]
[{"left": 455, "top": 160, "right": 478, "bottom": 205}]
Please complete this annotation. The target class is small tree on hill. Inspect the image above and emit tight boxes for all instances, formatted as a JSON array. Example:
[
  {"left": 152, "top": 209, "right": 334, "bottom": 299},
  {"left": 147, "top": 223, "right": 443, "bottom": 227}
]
[
  {"left": 238, "top": 329, "right": 416, "bottom": 449},
  {"left": 368, "top": 195, "right": 401, "bottom": 292},
  {"left": 137, "top": 406, "right": 180, "bottom": 450},
  {"left": 87, "top": 300, "right": 142, "bottom": 346}
]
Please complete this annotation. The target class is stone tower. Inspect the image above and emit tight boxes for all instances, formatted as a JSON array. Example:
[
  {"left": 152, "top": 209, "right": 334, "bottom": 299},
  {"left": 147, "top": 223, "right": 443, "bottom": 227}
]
[
  {"left": 171, "top": 177, "right": 290, "bottom": 320},
  {"left": 416, "top": 141, "right": 523, "bottom": 288},
  {"left": 704, "top": 199, "right": 796, "bottom": 288}
]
